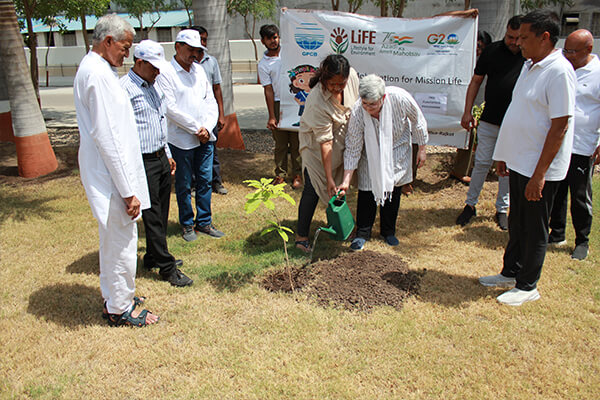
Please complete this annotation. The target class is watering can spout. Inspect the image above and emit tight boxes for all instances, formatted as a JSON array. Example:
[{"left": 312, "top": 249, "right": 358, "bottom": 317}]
[{"left": 320, "top": 226, "right": 337, "bottom": 236}]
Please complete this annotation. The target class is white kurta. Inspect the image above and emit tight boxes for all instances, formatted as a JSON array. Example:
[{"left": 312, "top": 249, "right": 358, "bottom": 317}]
[
  {"left": 74, "top": 51, "right": 150, "bottom": 314},
  {"left": 74, "top": 51, "right": 150, "bottom": 227}
]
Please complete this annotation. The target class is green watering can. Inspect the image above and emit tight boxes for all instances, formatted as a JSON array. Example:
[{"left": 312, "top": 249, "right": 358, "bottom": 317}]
[{"left": 320, "top": 193, "right": 355, "bottom": 241}]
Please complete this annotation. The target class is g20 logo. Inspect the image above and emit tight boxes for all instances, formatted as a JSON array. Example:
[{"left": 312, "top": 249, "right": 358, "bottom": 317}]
[{"left": 427, "top": 33, "right": 459, "bottom": 45}]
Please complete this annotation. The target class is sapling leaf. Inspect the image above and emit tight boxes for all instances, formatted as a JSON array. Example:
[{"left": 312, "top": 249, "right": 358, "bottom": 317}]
[
  {"left": 260, "top": 227, "right": 276, "bottom": 236},
  {"left": 279, "top": 192, "right": 296, "bottom": 205},
  {"left": 263, "top": 199, "right": 275, "bottom": 210},
  {"left": 244, "top": 199, "right": 261, "bottom": 213},
  {"left": 280, "top": 226, "right": 293, "bottom": 233},
  {"left": 278, "top": 230, "right": 289, "bottom": 241}
]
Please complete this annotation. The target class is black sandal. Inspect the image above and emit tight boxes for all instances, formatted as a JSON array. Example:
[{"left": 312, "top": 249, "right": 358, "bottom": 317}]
[
  {"left": 106, "top": 307, "right": 158, "bottom": 327},
  {"left": 102, "top": 296, "right": 146, "bottom": 320},
  {"left": 295, "top": 240, "right": 311, "bottom": 253}
]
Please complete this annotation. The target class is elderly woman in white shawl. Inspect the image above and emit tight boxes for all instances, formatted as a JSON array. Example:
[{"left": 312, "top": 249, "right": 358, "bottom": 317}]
[{"left": 339, "top": 74, "right": 428, "bottom": 251}]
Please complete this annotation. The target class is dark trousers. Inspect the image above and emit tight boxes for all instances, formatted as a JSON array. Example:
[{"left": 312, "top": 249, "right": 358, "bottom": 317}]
[
  {"left": 212, "top": 127, "right": 223, "bottom": 185},
  {"left": 356, "top": 186, "right": 402, "bottom": 239},
  {"left": 501, "top": 171, "right": 560, "bottom": 291},
  {"left": 141, "top": 151, "right": 176, "bottom": 277},
  {"left": 549, "top": 154, "right": 594, "bottom": 246},
  {"left": 297, "top": 168, "right": 319, "bottom": 237},
  {"left": 273, "top": 101, "right": 301, "bottom": 177}
]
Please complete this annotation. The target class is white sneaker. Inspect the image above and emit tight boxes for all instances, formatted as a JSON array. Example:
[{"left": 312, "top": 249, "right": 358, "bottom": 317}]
[
  {"left": 496, "top": 288, "right": 540, "bottom": 306},
  {"left": 479, "top": 274, "right": 516, "bottom": 288}
]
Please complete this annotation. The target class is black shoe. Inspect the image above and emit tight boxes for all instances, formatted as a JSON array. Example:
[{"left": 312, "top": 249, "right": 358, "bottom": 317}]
[
  {"left": 213, "top": 182, "right": 228, "bottom": 195},
  {"left": 162, "top": 268, "right": 193, "bottom": 287},
  {"left": 571, "top": 243, "right": 589, "bottom": 261},
  {"left": 144, "top": 259, "right": 183, "bottom": 271},
  {"left": 195, "top": 224, "right": 225, "bottom": 238},
  {"left": 456, "top": 205, "right": 476, "bottom": 226},
  {"left": 495, "top": 212, "right": 508, "bottom": 231}
]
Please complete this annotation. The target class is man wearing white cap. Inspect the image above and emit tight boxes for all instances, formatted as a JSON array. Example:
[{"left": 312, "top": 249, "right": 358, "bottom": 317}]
[
  {"left": 156, "top": 29, "right": 223, "bottom": 242},
  {"left": 74, "top": 14, "right": 158, "bottom": 326},
  {"left": 120, "top": 39, "right": 193, "bottom": 287}
]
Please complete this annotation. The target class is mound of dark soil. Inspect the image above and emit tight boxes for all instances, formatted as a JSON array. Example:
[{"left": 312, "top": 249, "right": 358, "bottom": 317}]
[{"left": 262, "top": 250, "right": 423, "bottom": 311}]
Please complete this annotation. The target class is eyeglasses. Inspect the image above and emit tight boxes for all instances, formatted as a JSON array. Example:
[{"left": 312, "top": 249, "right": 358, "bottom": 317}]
[
  {"left": 562, "top": 47, "right": 584, "bottom": 55},
  {"left": 361, "top": 100, "right": 382, "bottom": 109}
]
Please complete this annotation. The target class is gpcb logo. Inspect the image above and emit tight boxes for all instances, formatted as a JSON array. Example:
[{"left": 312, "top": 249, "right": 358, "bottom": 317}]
[
  {"left": 295, "top": 23, "right": 325, "bottom": 56},
  {"left": 427, "top": 33, "right": 460, "bottom": 45}
]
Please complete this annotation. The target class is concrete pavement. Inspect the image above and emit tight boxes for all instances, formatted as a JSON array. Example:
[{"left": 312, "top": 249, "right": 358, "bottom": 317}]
[{"left": 40, "top": 83, "right": 268, "bottom": 130}]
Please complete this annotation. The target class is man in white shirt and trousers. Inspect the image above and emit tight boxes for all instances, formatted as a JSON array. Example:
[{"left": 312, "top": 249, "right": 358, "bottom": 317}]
[
  {"left": 156, "top": 29, "right": 223, "bottom": 243},
  {"left": 74, "top": 14, "right": 159, "bottom": 326},
  {"left": 479, "top": 10, "right": 576, "bottom": 306},
  {"left": 548, "top": 29, "right": 600, "bottom": 261}
]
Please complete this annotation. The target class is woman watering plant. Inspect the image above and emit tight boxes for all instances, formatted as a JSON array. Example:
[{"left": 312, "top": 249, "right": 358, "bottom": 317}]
[{"left": 294, "top": 54, "right": 360, "bottom": 253}]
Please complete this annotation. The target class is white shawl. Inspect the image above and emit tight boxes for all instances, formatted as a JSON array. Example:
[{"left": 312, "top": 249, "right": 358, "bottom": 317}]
[{"left": 362, "top": 96, "right": 394, "bottom": 206}]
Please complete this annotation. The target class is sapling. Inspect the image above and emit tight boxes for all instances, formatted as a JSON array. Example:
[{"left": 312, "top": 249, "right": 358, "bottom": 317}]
[{"left": 244, "top": 178, "right": 297, "bottom": 289}]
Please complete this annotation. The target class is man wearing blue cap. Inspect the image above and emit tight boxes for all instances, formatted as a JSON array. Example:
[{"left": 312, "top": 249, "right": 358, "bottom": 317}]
[{"left": 121, "top": 39, "right": 193, "bottom": 287}]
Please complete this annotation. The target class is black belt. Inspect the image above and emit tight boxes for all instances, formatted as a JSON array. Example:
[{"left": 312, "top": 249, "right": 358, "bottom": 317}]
[{"left": 142, "top": 148, "right": 166, "bottom": 159}]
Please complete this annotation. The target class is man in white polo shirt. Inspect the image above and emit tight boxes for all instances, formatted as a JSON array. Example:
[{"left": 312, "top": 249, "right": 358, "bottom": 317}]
[
  {"left": 548, "top": 29, "right": 600, "bottom": 261},
  {"left": 479, "top": 10, "right": 576, "bottom": 306}
]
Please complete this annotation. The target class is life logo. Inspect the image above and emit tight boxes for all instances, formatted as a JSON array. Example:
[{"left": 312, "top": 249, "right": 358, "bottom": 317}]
[
  {"left": 294, "top": 23, "right": 325, "bottom": 56},
  {"left": 427, "top": 33, "right": 460, "bottom": 45},
  {"left": 330, "top": 27, "right": 349, "bottom": 54}
]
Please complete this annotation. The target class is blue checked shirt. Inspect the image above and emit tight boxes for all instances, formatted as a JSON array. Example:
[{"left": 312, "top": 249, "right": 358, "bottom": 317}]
[{"left": 120, "top": 69, "right": 171, "bottom": 158}]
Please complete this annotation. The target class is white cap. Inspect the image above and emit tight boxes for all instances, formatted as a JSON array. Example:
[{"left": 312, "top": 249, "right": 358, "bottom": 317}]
[
  {"left": 134, "top": 40, "right": 168, "bottom": 70},
  {"left": 175, "top": 29, "right": 207, "bottom": 51}
]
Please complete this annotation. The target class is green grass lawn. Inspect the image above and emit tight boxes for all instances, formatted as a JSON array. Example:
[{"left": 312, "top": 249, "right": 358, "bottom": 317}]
[{"left": 0, "top": 150, "right": 598, "bottom": 399}]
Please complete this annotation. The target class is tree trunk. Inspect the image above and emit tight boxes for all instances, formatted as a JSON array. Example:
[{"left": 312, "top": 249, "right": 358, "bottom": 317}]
[
  {"left": 0, "top": 0, "right": 57, "bottom": 177},
  {"left": 0, "top": 49, "right": 11, "bottom": 142},
  {"left": 81, "top": 11, "right": 90, "bottom": 55},
  {"left": 23, "top": 1, "right": 39, "bottom": 99},
  {"left": 192, "top": 0, "right": 244, "bottom": 150},
  {"left": 393, "top": 0, "right": 406, "bottom": 17},
  {"left": 380, "top": 1, "right": 388, "bottom": 17}
]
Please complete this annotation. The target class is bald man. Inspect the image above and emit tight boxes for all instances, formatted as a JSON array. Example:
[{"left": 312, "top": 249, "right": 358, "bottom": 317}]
[{"left": 548, "top": 29, "right": 600, "bottom": 261}]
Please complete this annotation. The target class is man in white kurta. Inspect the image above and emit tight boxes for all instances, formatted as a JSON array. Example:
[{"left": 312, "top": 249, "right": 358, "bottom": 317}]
[{"left": 74, "top": 15, "right": 154, "bottom": 323}]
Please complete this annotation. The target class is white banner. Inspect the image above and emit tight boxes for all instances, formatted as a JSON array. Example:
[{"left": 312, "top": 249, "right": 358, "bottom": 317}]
[{"left": 279, "top": 9, "right": 477, "bottom": 148}]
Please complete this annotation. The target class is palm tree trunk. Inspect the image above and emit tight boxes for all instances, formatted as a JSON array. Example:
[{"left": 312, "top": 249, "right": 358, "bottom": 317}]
[
  {"left": 0, "top": 53, "right": 11, "bottom": 142},
  {"left": 192, "top": 0, "right": 244, "bottom": 150},
  {"left": 0, "top": 0, "right": 57, "bottom": 177}
]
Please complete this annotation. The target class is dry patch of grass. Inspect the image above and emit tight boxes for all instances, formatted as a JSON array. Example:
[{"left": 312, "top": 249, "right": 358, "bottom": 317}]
[{"left": 0, "top": 149, "right": 599, "bottom": 399}]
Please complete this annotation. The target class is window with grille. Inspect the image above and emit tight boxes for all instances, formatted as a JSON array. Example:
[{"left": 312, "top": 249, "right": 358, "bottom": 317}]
[
  {"left": 561, "top": 14, "right": 579, "bottom": 37},
  {"left": 45, "top": 32, "right": 55, "bottom": 47},
  {"left": 157, "top": 28, "right": 172, "bottom": 43},
  {"left": 134, "top": 29, "right": 148, "bottom": 43},
  {"left": 62, "top": 32, "right": 77, "bottom": 46},
  {"left": 592, "top": 13, "right": 600, "bottom": 36}
]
